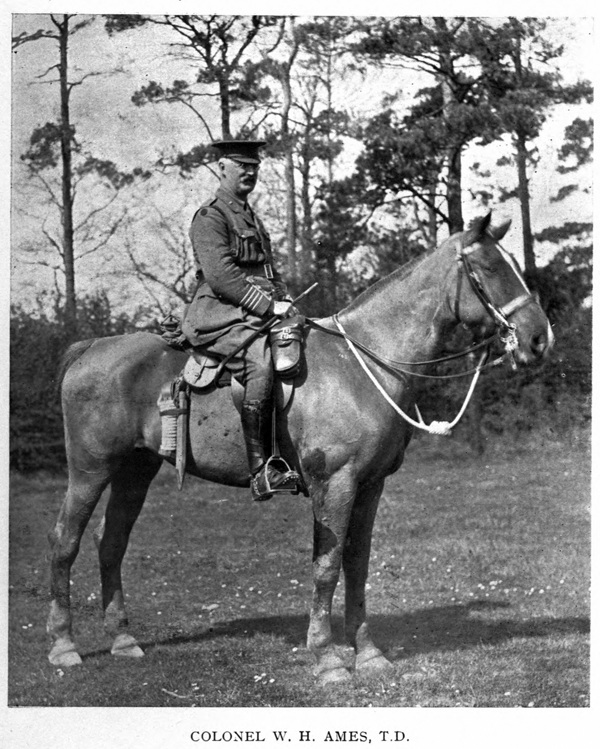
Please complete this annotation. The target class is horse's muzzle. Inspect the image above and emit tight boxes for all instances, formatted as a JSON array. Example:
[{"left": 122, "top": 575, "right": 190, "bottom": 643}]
[{"left": 515, "top": 319, "right": 554, "bottom": 364}]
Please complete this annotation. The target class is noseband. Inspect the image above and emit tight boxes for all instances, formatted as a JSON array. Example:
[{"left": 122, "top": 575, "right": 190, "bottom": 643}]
[{"left": 455, "top": 235, "right": 537, "bottom": 358}]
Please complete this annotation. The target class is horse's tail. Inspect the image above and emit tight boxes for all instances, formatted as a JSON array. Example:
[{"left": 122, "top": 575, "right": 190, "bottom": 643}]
[{"left": 56, "top": 338, "right": 98, "bottom": 393}]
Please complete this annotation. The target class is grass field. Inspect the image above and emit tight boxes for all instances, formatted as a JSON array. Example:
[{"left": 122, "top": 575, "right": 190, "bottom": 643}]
[{"left": 7, "top": 428, "right": 590, "bottom": 708}]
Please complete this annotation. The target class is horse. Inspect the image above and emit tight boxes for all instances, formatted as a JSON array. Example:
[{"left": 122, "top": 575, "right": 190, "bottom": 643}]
[{"left": 47, "top": 212, "right": 553, "bottom": 685}]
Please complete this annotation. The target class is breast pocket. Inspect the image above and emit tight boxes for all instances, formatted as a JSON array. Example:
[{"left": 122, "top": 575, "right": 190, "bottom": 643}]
[{"left": 235, "top": 230, "right": 266, "bottom": 265}]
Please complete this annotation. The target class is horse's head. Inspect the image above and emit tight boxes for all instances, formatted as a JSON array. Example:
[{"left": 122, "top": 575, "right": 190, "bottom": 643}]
[{"left": 448, "top": 212, "right": 553, "bottom": 365}]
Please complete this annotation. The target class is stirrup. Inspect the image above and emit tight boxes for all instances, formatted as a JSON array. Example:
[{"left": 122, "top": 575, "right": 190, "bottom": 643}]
[{"left": 250, "top": 456, "right": 302, "bottom": 502}]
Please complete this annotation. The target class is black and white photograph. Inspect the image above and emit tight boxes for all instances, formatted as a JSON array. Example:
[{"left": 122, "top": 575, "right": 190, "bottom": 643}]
[{"left": 2, "top": 2, "right": 594, "bottom": 747}]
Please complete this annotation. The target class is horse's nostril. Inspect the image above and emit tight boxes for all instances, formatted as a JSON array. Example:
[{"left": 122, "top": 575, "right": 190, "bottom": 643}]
[{"left": 531, "top": 333, "right": 547, "bottom": 354}]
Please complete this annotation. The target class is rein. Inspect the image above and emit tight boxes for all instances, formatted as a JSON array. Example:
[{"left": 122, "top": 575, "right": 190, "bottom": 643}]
[
  {"left": 306, "top": 316, "right": 500, "bottom": 379},
  {"left": 334, "top": 316, "right": 487, "bottom": 436},
  {"left": 307, "top": 234, "right": 537, "bottom": 436}
]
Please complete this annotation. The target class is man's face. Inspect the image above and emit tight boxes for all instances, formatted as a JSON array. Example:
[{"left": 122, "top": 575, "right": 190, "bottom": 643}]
[{"left": 219, "top": 158, "right": 259, "bottom": 199}]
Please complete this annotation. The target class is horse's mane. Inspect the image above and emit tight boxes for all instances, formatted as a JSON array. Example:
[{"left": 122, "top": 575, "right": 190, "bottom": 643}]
[
  {"left": 57, "top": 338, "right": 97, "bottom": 391},
  {"left": 342, "top": 246, "right": 437, "bottom": 313}
]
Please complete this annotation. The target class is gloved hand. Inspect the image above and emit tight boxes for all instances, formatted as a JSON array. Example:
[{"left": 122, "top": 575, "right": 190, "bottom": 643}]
[{"left": 270, "top": 300, "right": 296, "bottom": 317}]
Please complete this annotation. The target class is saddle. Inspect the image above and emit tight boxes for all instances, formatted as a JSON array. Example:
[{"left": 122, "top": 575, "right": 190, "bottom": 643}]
[
  {"left": 157, "top": 314, "right": 306, "bottom": 489},
  {"left": 183, "top": 315, "right": 304, "bottom": 386}
]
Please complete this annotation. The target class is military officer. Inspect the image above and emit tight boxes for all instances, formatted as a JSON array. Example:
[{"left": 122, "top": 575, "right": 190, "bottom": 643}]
[{"left": 182, "top": 139, "right": 301, "bottom": 501}]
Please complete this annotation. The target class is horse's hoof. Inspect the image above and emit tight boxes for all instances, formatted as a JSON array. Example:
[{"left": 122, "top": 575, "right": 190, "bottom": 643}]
[
  {"left": 49, "top": 640, "right": 83, "bottom": 668},
  {"left": 356, "top": 652, "right": 393, "bottom": 675},
  {"left": 400, "top": 670, "right": 426, "bottom": 683},
  {"left": 111, "top": 633, "right": 145, "bottom": 658},
  {"left": 317, "top": 667, "right": 352, "bottom": 686}
]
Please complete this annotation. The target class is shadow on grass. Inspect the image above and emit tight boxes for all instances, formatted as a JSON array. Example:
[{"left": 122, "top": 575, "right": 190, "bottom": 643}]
[
  {"left": 370, "top": 600, "right": 590, "bottom": 658},
  {"left": 81, "top": 599, "right": 589, "bottom": 663}
]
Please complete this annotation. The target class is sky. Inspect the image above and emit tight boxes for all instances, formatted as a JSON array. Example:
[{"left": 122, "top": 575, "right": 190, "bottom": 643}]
[{"left": 6, "top": 12, "right": 595, "bottom": 317}]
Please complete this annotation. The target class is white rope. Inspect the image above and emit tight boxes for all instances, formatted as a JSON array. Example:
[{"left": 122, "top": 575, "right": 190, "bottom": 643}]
[{"left": 335, "top": 318, "right": 486, "bottom": 437}]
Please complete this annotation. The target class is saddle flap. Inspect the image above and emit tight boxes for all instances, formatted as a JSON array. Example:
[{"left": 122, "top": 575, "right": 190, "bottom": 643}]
[{"left": 183, "top": 353, "right": 222, "bottom": 389}]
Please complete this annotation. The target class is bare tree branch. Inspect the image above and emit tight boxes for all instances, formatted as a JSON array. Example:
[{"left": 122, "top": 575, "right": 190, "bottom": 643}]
[
  {"left": 68, "top": 68, "right": 120, "bottom": 93},
  {"left": 12, "top": 28, "right": 57, "bottom": 49},
  {"left": 41, "top": 226, "right": 64, "bottom": 259},
  {"left": 122, "top": 229, "right": 193, "bottom": 305},
  {"left": 73, "top": 191, "right": 120, "bottom": 233},
  {"left": 34, "top": 63, "right": 60, "bottom": 81},
  {"left": 18, "top": 255, "right": 62, "bottom": 271},
  {"left": 75, "top": 214, "right": 125, "bottom": 259}
]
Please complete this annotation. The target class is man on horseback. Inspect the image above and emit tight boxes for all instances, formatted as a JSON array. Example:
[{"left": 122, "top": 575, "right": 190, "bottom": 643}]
[{"left": 181, "top": 139, "right": 301, "bottom": 501}]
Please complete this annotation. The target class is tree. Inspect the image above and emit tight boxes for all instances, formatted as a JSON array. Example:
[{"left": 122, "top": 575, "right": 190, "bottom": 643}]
[
  {"left": 261, "top": 17, "right": 359, "bottom": 307},
  {"left": 114, "top": 195, "right": 198, "bottom": 321},
  {"left": 254, "top": 17, "right": 302, "bottom": 288},
  {"left": 534, "top": 223, "right": 592, "bottom": 323},
  {"left": 470, "top": 18, "right": 593, "bottom": 282},
  {"left": 297, "top": 18, "right": 360, "bottom": 311},
  {"left": 13, "top": 14, "right": 150, "bottom": 336},
  {"left": 106, "top": 15, "right": 281, "bottom": 145},
  {"left": 552, "top": 117, "right": 593, "bottom": 202},
  {"left": 351, "top": 17, "right": 506, "bottom": 239},
  {"left": 13, "top": 15, "right": 91, "bottom": 332}
]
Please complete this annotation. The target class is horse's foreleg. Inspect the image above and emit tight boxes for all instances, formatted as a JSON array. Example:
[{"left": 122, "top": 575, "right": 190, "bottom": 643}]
[
  {"left": 94, "top": 451, "right": 161, "bottom": 658},
  {"left": 343, "top": 479, "right": 392, "bottom": 675},
  {"left": 308, "top": 470, "right": 355, "bottom": 685},
  {"left": 47, "top": 468, "right": 111, "bottom": 667}
]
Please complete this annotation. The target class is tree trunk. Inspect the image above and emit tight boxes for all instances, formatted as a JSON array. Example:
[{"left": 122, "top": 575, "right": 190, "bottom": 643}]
[
  {"left": 446, "top": 145, "right": 464, "bottom": 233},
  {"left": 218, "top": 76, "right": 232, "bottom": 138},
  {"left": 509, "top": 22, "right": 537, "bottom": 285},
  {"left": 58, "top": 15, "right": 77, "bottom": 334},
  {"left": 515, "top": 128, "right": 536, "bottom": 282},
  {"left": 280, "top": 19, "right": 300, "bottom": 292},
  {"left": 298, "top": 122, "right": 314, "bottom": 273},
  {"left": 283, "top": 150, "right": 298, "bottom": 293},
  {"left": 433, "top": 18, "right": 464, "bottom": 233},
  {"left": 427, "top": 184, "right": 438, "bottom": 245},
  {"left": 297, "top": 143, "right": 320, "bottom": 312}
]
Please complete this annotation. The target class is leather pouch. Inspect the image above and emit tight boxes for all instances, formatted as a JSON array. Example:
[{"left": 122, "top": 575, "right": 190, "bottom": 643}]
[{"left": 269, "top": 315, "right": 305, "bottom": 378}]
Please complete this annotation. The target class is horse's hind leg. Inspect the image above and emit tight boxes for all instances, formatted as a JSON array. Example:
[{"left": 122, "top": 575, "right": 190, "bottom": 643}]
[
  {"left": 48, "top": 467, "right": 111, "bottom": 667},
  {"left": 343, "top": 479, "right": 392, "bottom": 675},
  {"left": 93, "top": 450, "right": 161, "bottom": 658}
]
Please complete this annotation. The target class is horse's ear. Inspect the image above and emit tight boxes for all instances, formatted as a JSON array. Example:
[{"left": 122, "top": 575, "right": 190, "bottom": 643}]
[
  {"left": 462, "top": 212, "right": 492, "bottom": 246},
  {"left": 476, "top": 211, "right": 493, "bottom": 237},
  {"left": 488, "top": 218, "right": 512, "bottom": 241}
]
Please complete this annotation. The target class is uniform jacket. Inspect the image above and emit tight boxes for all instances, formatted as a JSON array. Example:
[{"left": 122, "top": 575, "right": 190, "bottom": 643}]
[{"left": 182, "top": 186, "right": 289, "bottom": 347}]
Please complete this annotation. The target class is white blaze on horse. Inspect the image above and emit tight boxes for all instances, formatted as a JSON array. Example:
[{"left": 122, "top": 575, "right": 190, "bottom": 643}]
[{"left": 47, "top": 213, "right": 553, "bottom": 684}]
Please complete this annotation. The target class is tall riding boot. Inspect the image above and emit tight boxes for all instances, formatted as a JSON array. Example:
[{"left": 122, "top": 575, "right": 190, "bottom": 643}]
[
  {"left": 240, "top": 399, "right": 269, "bottom": 476},
  {"left": 240, "top": 399, "right": 300, "bottom": 501}
]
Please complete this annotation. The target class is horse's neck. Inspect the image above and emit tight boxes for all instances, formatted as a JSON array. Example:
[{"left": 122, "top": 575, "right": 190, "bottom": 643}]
[{"left": 338, "top": 252, "right": 453, "bottom": 365}]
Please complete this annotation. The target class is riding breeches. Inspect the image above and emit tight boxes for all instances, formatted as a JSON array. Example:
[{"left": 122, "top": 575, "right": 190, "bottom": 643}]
[{"left": 204, "top": 330, "right": 273, "bottom": 403}]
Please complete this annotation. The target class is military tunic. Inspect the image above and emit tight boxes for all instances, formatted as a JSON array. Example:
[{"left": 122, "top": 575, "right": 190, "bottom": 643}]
[{"left": 182, "top": 186, "right": 288, "bottom": 349}]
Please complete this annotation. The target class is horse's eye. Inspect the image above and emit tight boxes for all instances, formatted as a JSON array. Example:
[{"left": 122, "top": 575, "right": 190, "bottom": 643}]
[{"left": 482, "top": 263, "right": 499, "bottom": 275}]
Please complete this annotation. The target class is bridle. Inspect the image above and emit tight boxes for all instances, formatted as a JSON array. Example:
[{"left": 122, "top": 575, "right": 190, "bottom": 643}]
[
  {"left": 455, "top": 233, "right": 539, "bottom": 365},
  {"left": 307, "top": 233, "right": 539, "bottom": 379},
  {"left": 306, "top": 233, "right": 543, "bottom": 436}
]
